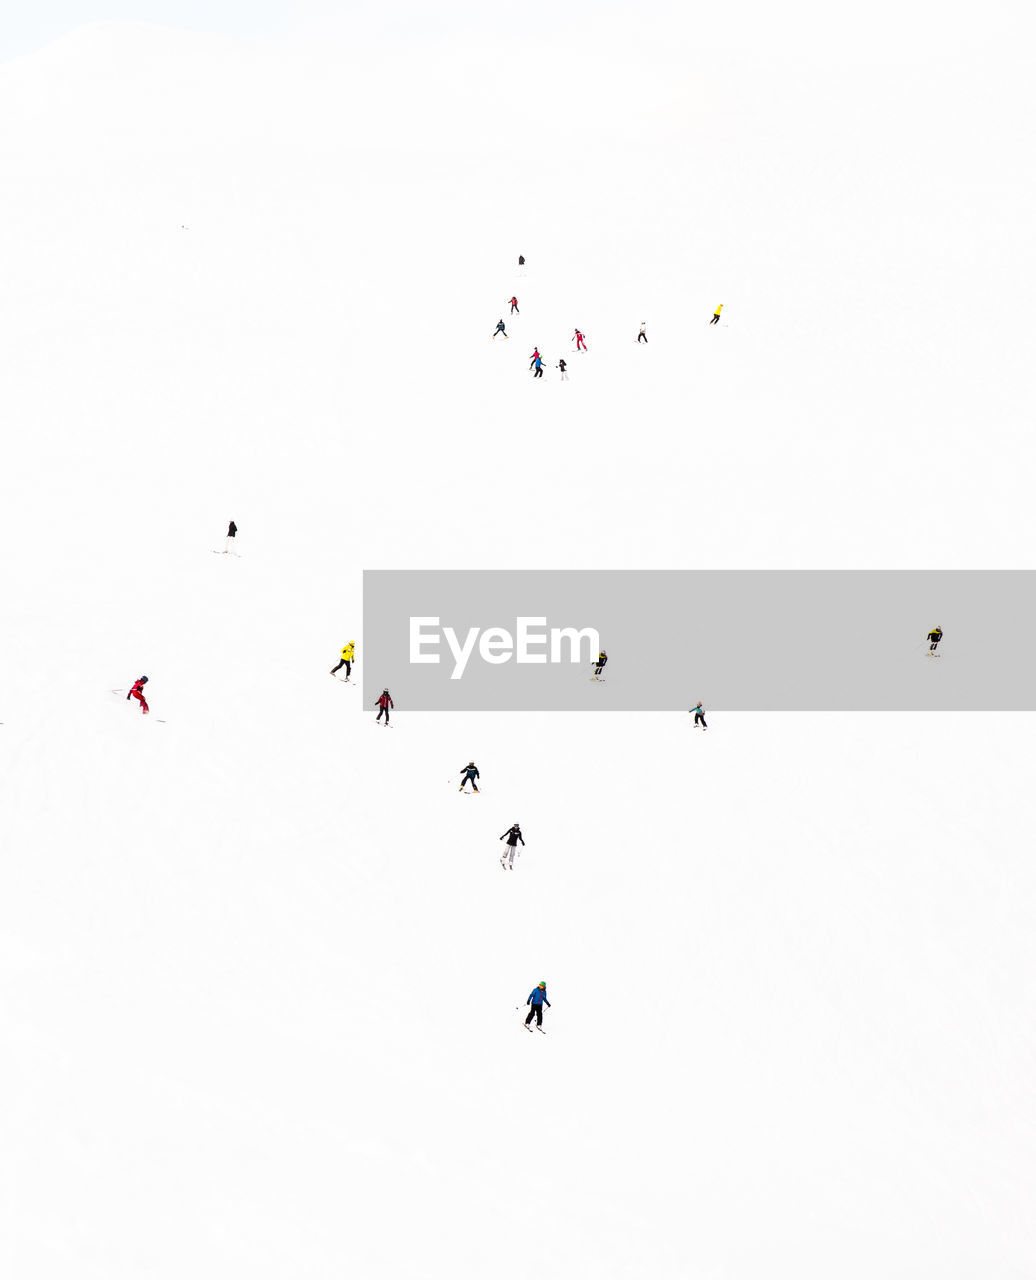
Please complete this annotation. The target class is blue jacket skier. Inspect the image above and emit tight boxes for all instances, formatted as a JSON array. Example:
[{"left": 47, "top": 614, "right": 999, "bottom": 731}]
[
  {"left": 525, "top": 982, "right": 550, "bottom": 1029},
  {"left": 459, "top": 762, "right": 480, "bottom": 792}
]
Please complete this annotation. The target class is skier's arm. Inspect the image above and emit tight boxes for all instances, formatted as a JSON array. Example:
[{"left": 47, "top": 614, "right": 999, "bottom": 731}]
[
  {"left": 517, "top": 833, "right": 525, "bottom": 845},
  {"left": 500, "top": 831, "right": 509, "bottom": 841}
]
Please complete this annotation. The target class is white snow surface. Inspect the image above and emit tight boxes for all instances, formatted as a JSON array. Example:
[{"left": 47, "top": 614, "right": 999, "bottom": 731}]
[{"left": 1, "top": 12, "right": 1036, "bottom": 1278}]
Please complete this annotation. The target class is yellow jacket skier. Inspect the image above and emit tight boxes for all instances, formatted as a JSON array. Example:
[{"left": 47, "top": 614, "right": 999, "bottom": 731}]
[
  {"left": 710, "top": 303, "right": 723, "bottom": 325},
  {"left": 330, "top": 642, "right": 356, "bottom": 679}
]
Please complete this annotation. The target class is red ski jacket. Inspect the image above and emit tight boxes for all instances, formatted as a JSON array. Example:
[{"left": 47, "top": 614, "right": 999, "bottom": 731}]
[{"left": 376, "top": 692, "right": 394, "bottom": 709}]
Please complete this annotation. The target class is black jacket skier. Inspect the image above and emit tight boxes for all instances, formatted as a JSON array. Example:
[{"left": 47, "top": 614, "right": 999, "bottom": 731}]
[
  {"left": 499, "top": 824, "right": 524, "bottom": 869},
  {"left": 927, "top": 626, "right": 943, "bottom": 653},
  {"left": 460, "top": 763, "right": 480, "bottom": 792}
]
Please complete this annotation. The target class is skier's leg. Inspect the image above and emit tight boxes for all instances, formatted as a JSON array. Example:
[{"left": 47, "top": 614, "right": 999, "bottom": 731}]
[
  {"left": 535, "top": 1005, "right": 543, "bottom": 1027},
  {"left": 345, "top": 661, "right": 351, "bottom": 679},
  {"left": 331, "top": 659, "right": 344, "bottom": 674},
  {"left": 525, "top": 1006, "right": 534, "bottom": 1025}
]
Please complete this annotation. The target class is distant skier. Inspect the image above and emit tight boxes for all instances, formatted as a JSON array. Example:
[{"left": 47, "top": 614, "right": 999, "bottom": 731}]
[
  {"left": 459, "top": 762, "right": 480, "bottom": 793},
  {"left": 637, "top": 322, "right": 647, "bottom": 343},
  {"left": 375, "top": 688, "right": 393, "bottom": 725},
  {"left": 557, "top": 358, "right": 568, "bottom": 381},
  {"left": 224, "top": 520, "right": 237, "bottom": 553},
  {"left": 532, "top": 355, "right": 544, "bottom": 378},
  {"left": 710, "top": 304, "right": 723, "bottom": 325},
  {"left": 493, "top": 319, "right": 509, "bottom": 340},
  {"left": 518, "top": 254, "right": 525, "bottom": 267},
  {"left": 592, "top": 650, "right": 608, "bottom": 679},
  {"left": 574, "top": 329, "right": 587, "bottom": 351},
  {"left": 691, "top": 700, "right": 707, "bottom": 729},
  {"left": 331, "top": 641, "right": 355, "bottom": 679},
  {"left": 499, "top": 823, "right": 524, "bottom": 870},
  {"left": 927, "top": 626, "right": 943, "bottom": 655},
  {"left": 529, "top": 346, "right": 541, "bottom": 370},
  {"left": 524, "top": 981, "right": 550, "bottom": 1030},
  {"left": 509, "top": 296, "right": 519, "bottom": 314},
  {"left": 127, "top": 676, "right": 149, "bottom": 715}
]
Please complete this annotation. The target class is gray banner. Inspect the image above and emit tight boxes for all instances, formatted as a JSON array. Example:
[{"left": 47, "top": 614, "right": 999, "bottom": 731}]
[{"left": 362, "top": 570, "right": 1036, "bottom": 710}]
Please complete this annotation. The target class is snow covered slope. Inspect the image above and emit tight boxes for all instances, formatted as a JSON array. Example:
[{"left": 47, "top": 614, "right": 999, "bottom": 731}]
[{"left": 1, "top": 13, "right": 1035, "bottom": 1278}]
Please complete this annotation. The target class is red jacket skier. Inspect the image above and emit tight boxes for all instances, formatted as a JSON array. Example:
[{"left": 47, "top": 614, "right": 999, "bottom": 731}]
[
  {"left": 509, "top": 296, "right": 519, "bottom": 314},
  {"left": 529, "top": 346, "right": 540, "bottom": 369},
  {"left": 127, "top": 676, "right": 149, "bottom": 714},
  {"left": 375, "top": 688, "right": 394, "bottom": 725},
  {"left": 574, "top": 329, "right": 587, "bottom": 351}
]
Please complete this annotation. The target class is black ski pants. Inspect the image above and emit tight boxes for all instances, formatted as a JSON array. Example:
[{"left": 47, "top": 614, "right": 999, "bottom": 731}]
[
  {"left": 695, "top": 711, "right": 707, "bottom": 728},
  {"left": 331, "top": 659, "right": 351, "bottom": 677},
  {"left": 526, "top": 1004, "right": 543, "bottom": 1027},
  {"left": 377, "top": 705, "right": 390, "bottom": 723},
  {"left": 638, "top": 332, "right": 647, "bottom": 342},
  {"left": 710, "top": 314, "right": 720, "bottom": 325}
]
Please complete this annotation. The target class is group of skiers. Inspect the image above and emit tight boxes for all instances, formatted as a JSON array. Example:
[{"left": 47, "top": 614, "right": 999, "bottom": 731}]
[{"left": 492, "top": 276, "right": 727, "bottom": 371}]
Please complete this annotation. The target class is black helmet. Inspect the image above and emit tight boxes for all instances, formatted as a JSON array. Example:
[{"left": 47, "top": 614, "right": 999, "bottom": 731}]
[{"left": 140, "top": 676, "right": 149, "bottom": 684}]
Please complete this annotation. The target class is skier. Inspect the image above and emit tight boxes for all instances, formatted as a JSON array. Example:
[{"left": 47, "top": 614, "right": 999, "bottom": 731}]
[
  {"left": 224, "top": 520, "right": 237, "bottom": 553},
  {"left": 557, "top": 358, "right": 568, "bottom": 381},
  {"left": 592, "top": 650, "right": 608, "bottom": 679},
  {"left": 493, "top": 319, "right": 509, "bottom": 340},
  {"left": 375, "top": 688, "right": 393, "bottom": 725},
  {"left": 691, "top": 700, "right": 707, "bottom": 729},
  {"left": 518, "top": 254, "right": 525, "bottom": 268},
  {"left": 574, "top": 328, "right": 587, "bottom": 351},
  {"left": 927, "top": 626, "right": 943, "bottom": 655},
  {"left": 637, "top": 322, "right": 647, "bottom": 343},
  {"left": 459, "top": 762, "right": 480, "bottom": 793},
  {"left": 710, "top": 304, "right": 723, "bottom": 325},
  {"left": 529, "top": 346, "right": 540, "bottom": 370},
  {"left": 127, "top": 676, "right": 149, "bottom": 715},
  {"left": 499, "top": 823, "right": 524, "bottom": 869},
  {"left": 524, "top": 981, "right": 550, "bottom": 1030},
  {"left": 509, "top": 296, "right": 519, "bottom": 315},
  {"left": 532, "top": 354, "right": 544, "bottom": 378},
  {"left": 330, "top": 641, "right": 355, "bottom": 680}
]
